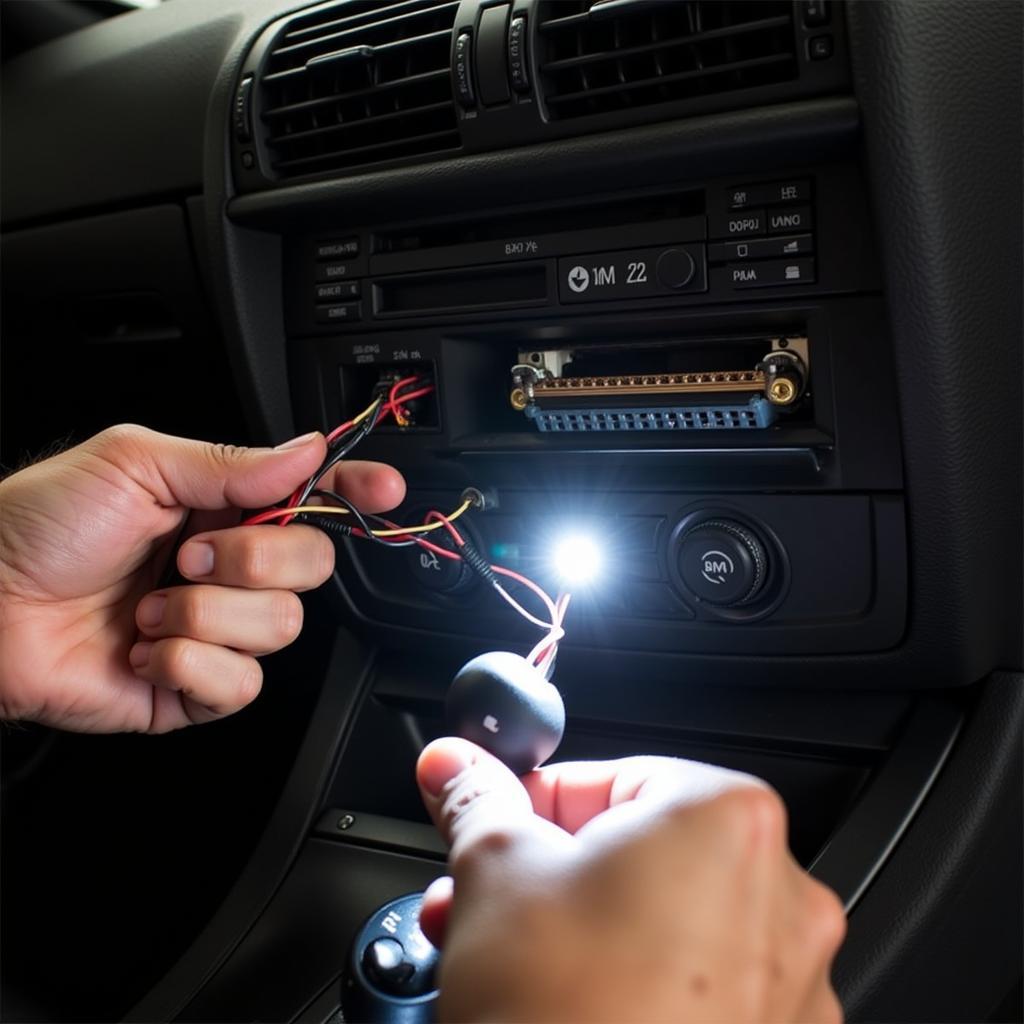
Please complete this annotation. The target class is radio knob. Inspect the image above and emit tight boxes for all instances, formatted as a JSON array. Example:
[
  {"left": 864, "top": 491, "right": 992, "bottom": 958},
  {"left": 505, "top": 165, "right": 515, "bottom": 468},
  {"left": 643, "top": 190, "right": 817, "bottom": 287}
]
[
  {"left": 656, "top": 248, "right": 696, "bottom": 289},
  {"left": 675, "top": 518, "right": 768, "bottom": 606}
]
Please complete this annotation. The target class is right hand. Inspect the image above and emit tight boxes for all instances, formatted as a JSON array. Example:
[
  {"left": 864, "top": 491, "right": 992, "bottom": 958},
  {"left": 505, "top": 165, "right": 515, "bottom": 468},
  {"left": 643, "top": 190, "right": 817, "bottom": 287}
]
[{"left": 416, "top": 738, "right": 846, "bottom": 1023}]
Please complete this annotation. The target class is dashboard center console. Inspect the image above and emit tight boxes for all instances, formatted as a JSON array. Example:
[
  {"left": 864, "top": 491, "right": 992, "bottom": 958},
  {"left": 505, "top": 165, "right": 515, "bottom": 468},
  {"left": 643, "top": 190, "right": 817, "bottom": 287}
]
[
  {"left": 277, "top": 161, "right": 904, "bottom": 667},
  {"left": 1, "top": 0, "right": 1002, "bottom": 1020}
]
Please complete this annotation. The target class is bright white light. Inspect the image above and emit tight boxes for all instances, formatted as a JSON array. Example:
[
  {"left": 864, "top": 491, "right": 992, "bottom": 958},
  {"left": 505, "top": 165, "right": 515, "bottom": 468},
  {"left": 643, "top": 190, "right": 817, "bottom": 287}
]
[{"left": 551, "top": 534, "right": 603, "bottom": 586}]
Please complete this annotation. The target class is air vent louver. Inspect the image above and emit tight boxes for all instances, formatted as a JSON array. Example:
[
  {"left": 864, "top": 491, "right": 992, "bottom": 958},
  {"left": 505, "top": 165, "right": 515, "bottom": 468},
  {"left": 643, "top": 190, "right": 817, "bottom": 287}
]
[
  {"left": 538, "top": 0, "right": 798, "bottom": 120},
  {"left": 257, "top": 0, "right": 461, "bottom": 179}
]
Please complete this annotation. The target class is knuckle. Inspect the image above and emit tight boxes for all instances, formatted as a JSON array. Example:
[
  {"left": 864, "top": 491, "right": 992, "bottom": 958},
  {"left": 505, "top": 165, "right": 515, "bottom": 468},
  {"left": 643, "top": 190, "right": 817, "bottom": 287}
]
[
  {"left": 92, "top": 423, "right": 153, "bottom": 457},
  {"left": 236, "top": 660, "right": 264, "bottom": 707},
  {"left": 158, "top": 638, "right": 198, "bottom": 683},
  {"left": 451, "top": 825, "right": 520, "bottom": 876},
  {"left": 239, "top": 535, "right": 270, "bottom": 586},
  {"left": 711, "top": 785, "right": 788, "bottom": 851},
  {"left": 312, "top": 530, "right": 336, "bottom": 584},
  {"left": 179, "top": 588, "right": 214, "bottom": 637},
  {"left": 271, "top": 592, "right": 303, "bottom": 643},
  {"left": 806, "top": 881, "right": 847, "bottom": 951},
  {"left": 205, "top": 442, "right": 248, "bottom": 470}
]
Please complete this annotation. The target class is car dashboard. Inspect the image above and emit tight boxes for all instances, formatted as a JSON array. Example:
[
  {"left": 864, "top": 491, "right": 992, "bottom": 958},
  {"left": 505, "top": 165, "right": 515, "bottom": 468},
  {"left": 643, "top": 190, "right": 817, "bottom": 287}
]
[{"left": 1, "top": 1, "right": 1021, "bottom": 1022}]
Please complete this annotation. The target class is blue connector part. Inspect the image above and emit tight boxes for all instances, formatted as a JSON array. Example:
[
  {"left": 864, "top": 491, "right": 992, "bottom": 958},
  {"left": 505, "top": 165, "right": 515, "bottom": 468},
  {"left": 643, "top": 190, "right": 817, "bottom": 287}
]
[{"left": 526, "top": 396, "right": 777, "bottom": 432}]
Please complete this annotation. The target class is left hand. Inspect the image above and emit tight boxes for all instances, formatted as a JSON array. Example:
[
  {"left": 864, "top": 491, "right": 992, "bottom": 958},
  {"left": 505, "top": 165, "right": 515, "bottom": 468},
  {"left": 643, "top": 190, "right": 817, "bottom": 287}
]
[{"left": 0, "top": 424, "right": 405, "bottom": 733}]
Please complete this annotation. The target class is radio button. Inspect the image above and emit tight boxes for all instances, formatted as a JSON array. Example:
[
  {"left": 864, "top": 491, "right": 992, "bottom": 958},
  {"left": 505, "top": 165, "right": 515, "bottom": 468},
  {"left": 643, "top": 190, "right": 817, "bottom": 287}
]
[
  {"left": 316, "top": 238, "right": 359, "bottom": 260},
  {"left": 708, "top": 209, "right": 766, "bottom": 239},
  {"left": 728, "top": 258, "right": 815, "bottom": 289},
  {"left": 656, "top": 248, "right": 696, "bottom": 289},
  {"left": 315, "top": 302, "right": 361, "bottom": 324},
  {"left": 708, "top": 234, "right": 813, "bottom": 263},
  {"left": 728, "top": 180, "right": 810, "bottom": 208},
  {"left": 767, "top": 206, "right": 813, "bottom": 234},
  {"left": 315, "top": 262, "right": 354, "bottom": 282},
  {"left": 315, "top": 281, "right": 360, "bottom": 302}
]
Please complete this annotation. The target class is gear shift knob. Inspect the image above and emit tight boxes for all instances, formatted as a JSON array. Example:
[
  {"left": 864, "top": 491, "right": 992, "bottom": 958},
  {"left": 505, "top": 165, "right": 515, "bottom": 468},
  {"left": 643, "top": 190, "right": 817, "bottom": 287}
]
[
  {"left": 341, "top": 893, "right": 439, "bottom": 1024},
  {"left": 447, "top": 651, "right": 565, "bottom": 775}
]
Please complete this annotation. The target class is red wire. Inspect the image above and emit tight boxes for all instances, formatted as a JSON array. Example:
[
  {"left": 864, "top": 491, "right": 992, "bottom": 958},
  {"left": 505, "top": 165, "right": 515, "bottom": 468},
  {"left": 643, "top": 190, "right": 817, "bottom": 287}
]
[
  {"left": 424, "top": 509, "right": 466, "bottom": 546},
  {"left": 243, "top": 379, "right": 562, "bottom": 638},
  {"left": 388, "top": 375, "right": 420, "bottom": 425},
  {"left": 253, "top": 381, "right": 436, "bottom": 527}
]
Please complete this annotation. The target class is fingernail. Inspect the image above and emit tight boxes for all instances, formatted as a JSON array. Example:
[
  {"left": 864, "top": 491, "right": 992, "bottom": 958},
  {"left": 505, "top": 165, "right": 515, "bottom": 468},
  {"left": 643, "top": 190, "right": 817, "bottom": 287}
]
[
  {"left": 419, "top": 739, "right": 477, "bottom": 797},
  {"left": 179, "top": 541, "right": 215, "bottom": 578},
  {"left": 129, "top": 642, "right": 153, "bottom": 669},
  {"left": 137, "top": 594, "right": 167, "bottom": 629},
  {"left": 274, "top": 431, "right": 320, "bottom": 452}
]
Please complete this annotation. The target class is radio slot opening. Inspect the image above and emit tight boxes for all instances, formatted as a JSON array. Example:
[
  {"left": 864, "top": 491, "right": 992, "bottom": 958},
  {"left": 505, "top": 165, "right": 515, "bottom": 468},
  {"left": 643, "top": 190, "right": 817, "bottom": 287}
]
[{"left": 509, "top": 336, "right": 810, "bottom": 434}]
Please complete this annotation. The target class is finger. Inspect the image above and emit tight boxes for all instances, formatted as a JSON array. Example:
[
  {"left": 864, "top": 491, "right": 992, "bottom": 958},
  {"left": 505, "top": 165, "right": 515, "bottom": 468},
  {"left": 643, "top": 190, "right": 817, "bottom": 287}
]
[
  {"left": 419, "top": 875, "right": 454, "bottom": 949},
  {"left": 522, "top": 755, "right": 759, "bottom": 834},
  {"left": 416, "top": 737, "right": 575, "bottom": 864},
  {"left": 178, "top": 524, "right": 335, "bottom": 592},
  {"left": 792, "top": 977, "right": 844, "bottom": 1024},
  {"left": 317, "top": 459, "right": 406, "bottom": 513},
  {"left": 784, "top": 878, "right": 847, "bottom": 1017},
  {"left": 129, "top": 637, "right": 262, "bottom": 723},
  {"left": 135, "top": 585, "right": 302, "bottom": 655},
  {"left": 90, "top": 424, "right": 328, "bottom": 511}
]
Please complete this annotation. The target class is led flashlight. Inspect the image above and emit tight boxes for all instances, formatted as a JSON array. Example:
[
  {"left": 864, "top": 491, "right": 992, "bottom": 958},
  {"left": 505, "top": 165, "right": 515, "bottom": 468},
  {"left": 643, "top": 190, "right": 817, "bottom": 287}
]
[{"left": 551, "top": 533, "right": 603, "bottom": 586}]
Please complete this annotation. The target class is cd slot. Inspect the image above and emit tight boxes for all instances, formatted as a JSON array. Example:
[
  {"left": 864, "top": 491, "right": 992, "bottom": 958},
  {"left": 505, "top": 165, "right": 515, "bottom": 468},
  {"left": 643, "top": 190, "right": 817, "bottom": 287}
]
[{"left": 373, "top": 262, "right": 548, "bottom": 318}]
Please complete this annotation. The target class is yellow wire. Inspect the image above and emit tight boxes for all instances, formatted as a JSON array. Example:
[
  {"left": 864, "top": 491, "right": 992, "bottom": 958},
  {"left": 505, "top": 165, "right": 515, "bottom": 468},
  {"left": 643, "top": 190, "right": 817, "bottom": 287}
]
[
  {"left": 351, "top": 395, "right": 383, "bottom": 426},
  {"left": 278, "top": 499, "right": 472, "bottom": 537}
]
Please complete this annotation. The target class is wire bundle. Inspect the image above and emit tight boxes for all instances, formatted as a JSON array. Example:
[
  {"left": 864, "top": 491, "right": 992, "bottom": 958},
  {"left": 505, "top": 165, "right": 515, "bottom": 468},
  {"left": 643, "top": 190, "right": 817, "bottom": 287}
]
[{"left": 243, "top": 377, "right": 570, "bottom": 674}]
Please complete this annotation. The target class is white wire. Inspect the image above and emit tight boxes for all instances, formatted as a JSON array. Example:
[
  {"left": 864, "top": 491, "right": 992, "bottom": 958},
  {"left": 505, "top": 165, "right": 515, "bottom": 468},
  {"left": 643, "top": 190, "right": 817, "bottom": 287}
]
[
  {"left": 528, "top": 593, "right": 572, "bottom": 670},
  {"left": 493, "top": 584, "right": 556, "bottom": 630}
]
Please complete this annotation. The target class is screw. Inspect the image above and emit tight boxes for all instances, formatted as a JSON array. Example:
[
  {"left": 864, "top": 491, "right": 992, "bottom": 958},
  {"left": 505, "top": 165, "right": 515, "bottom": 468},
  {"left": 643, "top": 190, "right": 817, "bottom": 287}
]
[
  {"left": 510, "top": 388, "right": 528, "bottom": 411},
  {"left": 777, "top": 337, "right": 790, "bottom": 349},
  {"left": 337, "top": 813, "right": 356, "bottom": 831},
  {"left": 767, "top": 378, "right": 797, "bottom": 405}
]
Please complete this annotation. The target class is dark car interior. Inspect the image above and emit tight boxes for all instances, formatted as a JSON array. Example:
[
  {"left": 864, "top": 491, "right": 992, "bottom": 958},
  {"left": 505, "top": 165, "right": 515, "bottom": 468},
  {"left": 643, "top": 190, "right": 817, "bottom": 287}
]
[{"left": 1, "top": 0, "right": 1021, "bottom": 1021}]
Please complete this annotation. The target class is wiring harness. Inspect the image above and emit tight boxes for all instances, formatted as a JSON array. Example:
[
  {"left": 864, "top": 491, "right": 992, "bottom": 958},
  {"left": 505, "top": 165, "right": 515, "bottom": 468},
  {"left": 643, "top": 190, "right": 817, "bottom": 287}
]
[{"left": 243, "top": 375, "right": 570, "bottom": 677}]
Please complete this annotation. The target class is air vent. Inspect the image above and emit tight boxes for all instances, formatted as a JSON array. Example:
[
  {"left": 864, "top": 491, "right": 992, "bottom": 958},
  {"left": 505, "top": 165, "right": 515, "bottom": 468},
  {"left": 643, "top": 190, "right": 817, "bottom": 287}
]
[
  {"left": 257, "top": 0, "right": 461, "bottom": 180},
  {"left": 537, "top": 0, "right": 798, "bottom": 121}
]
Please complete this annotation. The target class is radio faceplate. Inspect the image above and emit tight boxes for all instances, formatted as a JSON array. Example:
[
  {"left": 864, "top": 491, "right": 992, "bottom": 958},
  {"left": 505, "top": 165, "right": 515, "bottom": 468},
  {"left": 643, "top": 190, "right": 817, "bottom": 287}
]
[{"left": 283, "top": 164, "right": 878, "bottom": 337}]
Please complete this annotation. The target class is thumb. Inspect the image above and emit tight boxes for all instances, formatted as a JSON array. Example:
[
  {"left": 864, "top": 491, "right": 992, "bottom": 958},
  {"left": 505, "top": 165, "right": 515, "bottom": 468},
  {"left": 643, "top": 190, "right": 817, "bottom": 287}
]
[
  {"left": 92, "top": 425, "right": 327, "bottom": 511},
  {"left": 417, "top": 737, "right": 574, "bottom": 864}
]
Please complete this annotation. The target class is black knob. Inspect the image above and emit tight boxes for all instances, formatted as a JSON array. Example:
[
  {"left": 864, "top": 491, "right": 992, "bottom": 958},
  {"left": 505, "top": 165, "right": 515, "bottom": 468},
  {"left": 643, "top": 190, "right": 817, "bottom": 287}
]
[
  {"left": 343, "top": 893, "right": 439, "bottom": 1024},
  {"left": 676, "top": 519, "right": 768, "bottom": 606},
  {"left": 447, "top": 651, "right": 565, "bottom": 775},
  {"left": 656, "top": 248, "right": 696, "bottom": 289}
]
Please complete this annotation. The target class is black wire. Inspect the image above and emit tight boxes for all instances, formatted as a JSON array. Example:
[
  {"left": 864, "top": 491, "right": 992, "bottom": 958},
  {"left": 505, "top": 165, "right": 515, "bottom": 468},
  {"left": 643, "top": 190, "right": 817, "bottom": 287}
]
[
  {"left": 305, "top": 489, "right": 420, "bottom": 548},
  {"left": 295, "top": 403, "right": 382, "bottom": 508}
]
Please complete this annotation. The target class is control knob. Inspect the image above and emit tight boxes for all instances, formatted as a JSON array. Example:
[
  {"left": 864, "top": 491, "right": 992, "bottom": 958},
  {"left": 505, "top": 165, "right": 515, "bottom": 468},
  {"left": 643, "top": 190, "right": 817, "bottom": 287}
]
[{"left": 675, "top": 518, "right": 769, "bottom": 607}]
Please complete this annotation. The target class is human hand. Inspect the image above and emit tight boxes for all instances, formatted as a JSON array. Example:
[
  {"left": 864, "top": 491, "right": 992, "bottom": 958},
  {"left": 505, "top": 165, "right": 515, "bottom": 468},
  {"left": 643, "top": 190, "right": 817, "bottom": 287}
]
[
  {"left": 0, "top": 424, "right": 404, "bottom": 733},
  {"left": 416, "top": 738, "right": 846, "bottom": 1023}
]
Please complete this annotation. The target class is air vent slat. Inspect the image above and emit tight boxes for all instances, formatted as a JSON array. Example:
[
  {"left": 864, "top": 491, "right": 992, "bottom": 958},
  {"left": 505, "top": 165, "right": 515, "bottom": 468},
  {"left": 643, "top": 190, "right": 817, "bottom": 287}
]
[
  {"left": 261, "top": 68, "right": 450, "bottom": 120},
  {"left": 254, "top": 0, "right": 460, "bottom": 181},
  {"left": 283, "top": 0, "right": 455, "bottom": 41},
  {"left": 266, "top": 100, "right": 454, "bottom": 146},
  {"left": 540, "top": 15, "right": 792, "bottom": 73},
  {"left": 546, "top": 52, "right": 795, "bottom": 106},
  {"left": 537, "top": 11, "right": 591, "bottom": 33},
  {"left": 272, "top": 8, "right": 457, "bottom": 64},
  {"left": 537, "top": 0, "right": 798, "bottom": 122}
]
